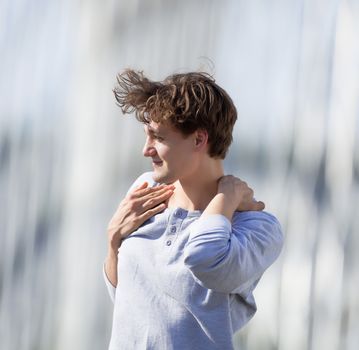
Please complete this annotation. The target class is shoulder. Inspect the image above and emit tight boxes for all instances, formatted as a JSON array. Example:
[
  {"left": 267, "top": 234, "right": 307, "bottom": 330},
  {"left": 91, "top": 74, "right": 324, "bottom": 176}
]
[
  {"left": 232, "top": 210, "right": 284, "bottom": 245},
  {"left": 232, "top": 210, "right": 281, "bottom": 227},
  {"left": 126, "top": 171, "right": 158, "bottom": 195}
]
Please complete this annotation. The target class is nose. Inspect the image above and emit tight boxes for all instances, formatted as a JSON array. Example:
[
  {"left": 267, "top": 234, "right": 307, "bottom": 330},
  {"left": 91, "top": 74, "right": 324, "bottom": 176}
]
[{"left": 142, "top": 137, "right": 157, "bottom": 157}]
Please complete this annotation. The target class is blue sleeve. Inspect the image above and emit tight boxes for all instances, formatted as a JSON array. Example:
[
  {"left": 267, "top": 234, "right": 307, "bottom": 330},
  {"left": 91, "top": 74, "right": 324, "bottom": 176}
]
[{"left": 183, "top": 211, "right": 283, "bottom": 294}]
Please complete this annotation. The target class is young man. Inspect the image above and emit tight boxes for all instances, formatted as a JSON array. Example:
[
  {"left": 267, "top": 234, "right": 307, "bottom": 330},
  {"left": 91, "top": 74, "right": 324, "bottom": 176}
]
[{"left": 104, "top": 70, "right": 283, "bottom": 350}]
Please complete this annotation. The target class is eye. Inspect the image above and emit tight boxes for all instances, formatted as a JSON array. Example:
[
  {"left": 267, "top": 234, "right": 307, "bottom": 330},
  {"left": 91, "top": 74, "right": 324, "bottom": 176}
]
[{"left": 154, "top": 135, "right": 164, "bottom": 141}]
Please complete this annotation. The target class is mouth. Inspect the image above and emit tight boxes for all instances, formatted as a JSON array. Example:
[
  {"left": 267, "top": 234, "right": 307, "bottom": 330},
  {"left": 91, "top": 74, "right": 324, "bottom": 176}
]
[{"left": 152, "top": 160, "right": 163, "bottom": 167}]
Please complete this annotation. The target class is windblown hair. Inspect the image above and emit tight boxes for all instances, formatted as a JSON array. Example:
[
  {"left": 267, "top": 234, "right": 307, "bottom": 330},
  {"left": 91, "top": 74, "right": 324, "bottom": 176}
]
[{"left": 113, "top": 69, "right": 237, "bottom": 159}]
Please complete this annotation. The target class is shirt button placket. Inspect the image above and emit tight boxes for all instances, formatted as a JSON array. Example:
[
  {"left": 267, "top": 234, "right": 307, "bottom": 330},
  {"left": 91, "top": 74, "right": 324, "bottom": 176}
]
[
  {"left": 165, "top": 208, "right": 187, "bottom": 247},
  {"left": 175, "top": 209, "right": 185, "bottom": 219}
]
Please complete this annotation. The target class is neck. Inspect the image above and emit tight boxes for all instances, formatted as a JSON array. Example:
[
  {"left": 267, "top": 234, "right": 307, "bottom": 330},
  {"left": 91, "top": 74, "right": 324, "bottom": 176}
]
[{"left": 167, "top": 159, "right": 224, "bottom": 211}]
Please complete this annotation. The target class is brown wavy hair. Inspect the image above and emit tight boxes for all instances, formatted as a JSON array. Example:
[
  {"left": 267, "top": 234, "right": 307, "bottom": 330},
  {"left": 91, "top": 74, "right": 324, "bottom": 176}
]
[{"left": 113, "top": 69, "right": 237, "bottom": 159}]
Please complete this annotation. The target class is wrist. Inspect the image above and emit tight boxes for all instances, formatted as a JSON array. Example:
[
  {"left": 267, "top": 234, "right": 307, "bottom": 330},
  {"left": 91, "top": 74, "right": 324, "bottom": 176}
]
[
  {"left": 107, "top": 229, "right": 124, "bottom": 250},
  {"left": 203, "top": 193, "right": 236, "bottom": 221},
  {"left": 107, "top": 242, "right": 120, "bottom": 258},
  {"left": 214, "top": 193, "right": 237, "bottom": 212}
]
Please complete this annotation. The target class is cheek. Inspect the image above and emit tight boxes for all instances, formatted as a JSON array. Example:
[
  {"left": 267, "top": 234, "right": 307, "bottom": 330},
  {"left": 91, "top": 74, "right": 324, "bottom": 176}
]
[{"left": 156, "top": 144, "right": 170, "bottom": 158}]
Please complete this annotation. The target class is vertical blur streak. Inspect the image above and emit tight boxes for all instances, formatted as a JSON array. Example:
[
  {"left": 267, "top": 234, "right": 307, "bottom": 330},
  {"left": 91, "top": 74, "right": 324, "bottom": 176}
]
[
  {"left": 0, "top": 1, "right": 358, "bottom": 350},
  {"left": 0, "top": 0, "right": 73, "bottom": 348},
  {"left": 307, "top": 1, "right": 339, "bottom": 349}
]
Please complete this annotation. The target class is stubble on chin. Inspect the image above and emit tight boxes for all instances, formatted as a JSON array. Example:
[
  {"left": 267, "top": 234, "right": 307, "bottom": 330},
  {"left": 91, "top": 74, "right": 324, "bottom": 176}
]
[
  {"left": 151, "top": 171, "right": 166, "bottom": 184},
  {"left": 152, "top": 171, "right": 176, "bottom": 185}
]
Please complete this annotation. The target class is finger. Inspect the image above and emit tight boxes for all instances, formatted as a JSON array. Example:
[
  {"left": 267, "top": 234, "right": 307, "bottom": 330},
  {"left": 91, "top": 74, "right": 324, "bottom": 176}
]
[
  {"left": 142, "top": 189, "right": 174, "bottom": 209},
  {"left": 133, "top": 184, "right": 174, "bottom": 198},
  {"left": 137, "top": 185, "right": 173, "bottom": 199},
  {"left": 252, "top": 200, "right": 265, "bottom": 211},
  {"left": 141, "top": 186, "right": 175, "bottom": 201},
  {"left": 128, "top": 183, "right": 149, "bottom": 199},
  {"left": 138, "top": 202, "right": 167, "bottom": 221},
  {"left": 135, "top": 181, "right": 148, "bottom": 190}
]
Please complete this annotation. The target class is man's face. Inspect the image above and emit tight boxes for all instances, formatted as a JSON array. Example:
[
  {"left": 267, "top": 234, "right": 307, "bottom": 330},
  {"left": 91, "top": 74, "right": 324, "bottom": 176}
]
[{"left": 143, "top": 120, "right": 197, "bottom": 184}]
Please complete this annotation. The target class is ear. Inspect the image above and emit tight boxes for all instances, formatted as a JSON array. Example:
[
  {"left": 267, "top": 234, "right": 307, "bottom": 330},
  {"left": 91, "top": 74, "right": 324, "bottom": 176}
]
[{"left": 194, "top": 129, "right": 208, "bottom": 150}]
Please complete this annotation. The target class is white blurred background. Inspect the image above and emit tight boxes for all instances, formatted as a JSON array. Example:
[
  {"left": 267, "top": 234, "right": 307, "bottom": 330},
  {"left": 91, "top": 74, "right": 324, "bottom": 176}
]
[{"left": 1, "top": 0, "right": 358, "bottom": 349}]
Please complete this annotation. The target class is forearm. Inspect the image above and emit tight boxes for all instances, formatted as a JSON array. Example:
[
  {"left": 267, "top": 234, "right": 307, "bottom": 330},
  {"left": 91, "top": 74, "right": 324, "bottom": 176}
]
[
  {"left": 202, "top": 193, "right": 236, "bottom": 221},
  {"left": 184, "top": 211, "right": 283, "bottom": 293},
  {"left": 104, "top": 245, "right": 119, "bottom": 287}
]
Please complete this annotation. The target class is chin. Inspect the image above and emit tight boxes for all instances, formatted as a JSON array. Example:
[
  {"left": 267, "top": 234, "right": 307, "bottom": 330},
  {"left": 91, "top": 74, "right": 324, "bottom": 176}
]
[{"left": 152, "top": 170, "right": 177, "bottom": 184}]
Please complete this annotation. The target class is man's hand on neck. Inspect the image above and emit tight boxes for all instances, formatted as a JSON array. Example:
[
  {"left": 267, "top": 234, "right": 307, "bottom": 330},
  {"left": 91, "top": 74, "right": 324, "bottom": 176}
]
[{"left": 202, "top": 175, "right": 265, "bottom": 221}]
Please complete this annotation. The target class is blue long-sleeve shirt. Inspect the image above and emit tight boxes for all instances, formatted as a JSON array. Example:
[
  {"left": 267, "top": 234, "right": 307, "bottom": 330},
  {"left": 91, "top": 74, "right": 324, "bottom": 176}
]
[{"left": 104, "top": 172, "right": 283, "bottom": 350}]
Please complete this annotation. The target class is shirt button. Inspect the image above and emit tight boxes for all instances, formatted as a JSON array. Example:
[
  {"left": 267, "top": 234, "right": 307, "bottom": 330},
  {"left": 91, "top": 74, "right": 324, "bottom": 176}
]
[
  {"left": 166, "top": 240, "right": 172, "bottom": 246},
  {"left": 176, "top": 209, "right": 187, "bottom": 218},
  {"left": 170, "top": 226, "right": 176, "bottom": 233}
]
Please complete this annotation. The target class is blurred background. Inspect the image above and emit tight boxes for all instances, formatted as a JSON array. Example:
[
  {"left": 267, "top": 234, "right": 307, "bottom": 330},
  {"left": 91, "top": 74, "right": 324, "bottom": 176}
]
[{"left": 1, "top": 0, "right": 358, "bottom": 349}]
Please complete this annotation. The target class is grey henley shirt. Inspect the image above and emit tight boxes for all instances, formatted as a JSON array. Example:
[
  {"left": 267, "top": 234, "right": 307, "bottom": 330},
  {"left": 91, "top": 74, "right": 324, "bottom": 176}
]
[{"left": 104, "top": 172, "right": 283, "bottom": 350}]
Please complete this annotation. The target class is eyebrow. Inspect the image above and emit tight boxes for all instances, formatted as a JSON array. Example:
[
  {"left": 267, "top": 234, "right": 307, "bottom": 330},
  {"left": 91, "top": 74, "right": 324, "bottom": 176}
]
[{"left": 144, "top": 125, "right": 163, "bottom": 136}]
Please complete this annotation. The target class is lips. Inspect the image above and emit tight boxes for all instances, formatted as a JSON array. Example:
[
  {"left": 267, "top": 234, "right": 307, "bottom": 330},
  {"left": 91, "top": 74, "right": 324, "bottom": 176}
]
[{"left": 152, "top": 160, "right": 163, "bottom": 166}]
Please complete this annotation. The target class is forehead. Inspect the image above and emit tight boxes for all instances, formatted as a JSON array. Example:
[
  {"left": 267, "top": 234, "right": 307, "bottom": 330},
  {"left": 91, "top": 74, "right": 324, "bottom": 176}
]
[{"left": 144, "top": 120, "right": 177, "bottom": 134}]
